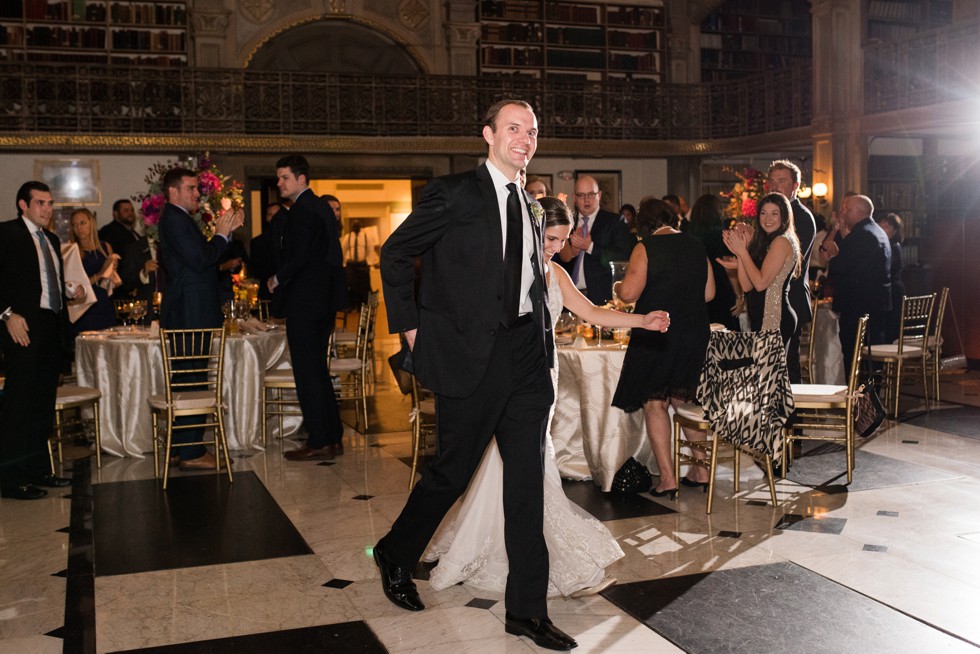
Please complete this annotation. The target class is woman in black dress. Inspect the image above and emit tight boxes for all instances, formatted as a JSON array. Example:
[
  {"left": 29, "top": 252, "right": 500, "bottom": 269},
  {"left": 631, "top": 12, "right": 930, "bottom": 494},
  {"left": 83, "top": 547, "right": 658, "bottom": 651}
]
[
  {"left": 688, "top": 193, "right": 740, "bottom": 331},
  {"left": 612, "top": 198, "right": 715, "bottom": 498},
  {"left": 69, "top": 209, "right": 120, "bottom": 336}
]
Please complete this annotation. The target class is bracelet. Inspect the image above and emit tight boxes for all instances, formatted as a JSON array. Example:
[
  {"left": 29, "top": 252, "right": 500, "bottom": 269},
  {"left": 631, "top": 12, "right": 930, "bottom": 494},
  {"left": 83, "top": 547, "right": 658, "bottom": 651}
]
[{"left": 0, "top": 306, "right": 12, "bottom": 322}]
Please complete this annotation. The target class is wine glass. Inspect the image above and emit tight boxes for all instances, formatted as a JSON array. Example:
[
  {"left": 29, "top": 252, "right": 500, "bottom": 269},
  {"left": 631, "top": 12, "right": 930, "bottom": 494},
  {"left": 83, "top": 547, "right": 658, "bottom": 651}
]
[{"left": 129, "top": 300, "right": 146, "bottom": 329}]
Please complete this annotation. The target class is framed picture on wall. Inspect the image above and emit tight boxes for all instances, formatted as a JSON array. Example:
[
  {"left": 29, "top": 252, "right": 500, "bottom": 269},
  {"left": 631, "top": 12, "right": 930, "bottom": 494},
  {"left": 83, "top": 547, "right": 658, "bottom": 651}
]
[
  {"left": 574, "top": 170, "right": 621, "bottom": 213},
  {"left": 33, "top": 159, "right": 101, "bottom": 206}
]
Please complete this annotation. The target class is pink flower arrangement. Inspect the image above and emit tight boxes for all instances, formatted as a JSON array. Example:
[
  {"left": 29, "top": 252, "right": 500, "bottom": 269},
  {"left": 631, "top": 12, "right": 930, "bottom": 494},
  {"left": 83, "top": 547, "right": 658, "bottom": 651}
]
[
  {"left": 133, "top": 151, "right": 244, "bottom": 240},
  {"left": 720, "top": 167, "right": 767, "bottom": 221}
]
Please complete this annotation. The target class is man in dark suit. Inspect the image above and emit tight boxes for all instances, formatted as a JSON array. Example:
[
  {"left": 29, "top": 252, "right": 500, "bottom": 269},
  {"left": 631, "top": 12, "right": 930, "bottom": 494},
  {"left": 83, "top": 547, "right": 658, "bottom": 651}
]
[
  {"left": 269, "top": 155, "right": 347, "bottom": 462},
  {"left": 558, "top": 174, "right": 635, "bottom": 306},
  {"left": 767, "top": 160, "right": 817, "bottom": 383},
  {"left": 0, "top": 181, "right": 83, "bottom": 500},
  {"left": 375, "top": 100, "right": 576, "bottom": 651},
  {"left": 98, "top": 199, "right": 141, "bottom": 263},
  {"left": 249, "top": 203, "right": 281, "bottom": 302},
  {"left": 158, "top": 167, "right": 243, "bottom": 470},
  {"left": 824, "top": 194, "right": 892, "bottom": 375},
  {"left": 118, "top": 236, "right": 158, "bottom": 303}
]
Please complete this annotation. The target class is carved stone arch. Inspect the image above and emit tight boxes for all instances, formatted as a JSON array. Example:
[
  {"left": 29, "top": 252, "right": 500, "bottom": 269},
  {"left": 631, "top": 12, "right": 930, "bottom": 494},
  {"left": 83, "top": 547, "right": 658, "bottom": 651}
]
[{"left": 244, "top": 16, "right": 426, "bottom": 75}]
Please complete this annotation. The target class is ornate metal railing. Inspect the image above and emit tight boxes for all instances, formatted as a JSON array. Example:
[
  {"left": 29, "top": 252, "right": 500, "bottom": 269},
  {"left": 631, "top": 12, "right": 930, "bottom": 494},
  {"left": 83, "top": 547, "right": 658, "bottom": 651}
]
[
  {"left": 0, "top": 62, "right": 811, "bottom": 142},
  {"left": 864, "top": 19, "right": 980, "bottom": 114}
]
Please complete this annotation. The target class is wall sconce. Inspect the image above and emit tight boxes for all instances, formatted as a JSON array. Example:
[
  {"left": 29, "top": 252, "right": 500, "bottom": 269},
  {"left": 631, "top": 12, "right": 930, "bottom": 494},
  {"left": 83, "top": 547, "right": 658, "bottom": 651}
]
[
  {"left": 797, "top": 184, "right": 812, "bottom": 199},
  {"left": 812, "top": 182, "right": 828, "bottom": 205}
]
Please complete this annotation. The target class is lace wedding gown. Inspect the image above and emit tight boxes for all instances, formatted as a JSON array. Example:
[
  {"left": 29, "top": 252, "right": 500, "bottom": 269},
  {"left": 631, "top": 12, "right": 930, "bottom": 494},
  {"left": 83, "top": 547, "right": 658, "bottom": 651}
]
[{"left": 423, "top": 264, "right": 624, "bottom": 596}]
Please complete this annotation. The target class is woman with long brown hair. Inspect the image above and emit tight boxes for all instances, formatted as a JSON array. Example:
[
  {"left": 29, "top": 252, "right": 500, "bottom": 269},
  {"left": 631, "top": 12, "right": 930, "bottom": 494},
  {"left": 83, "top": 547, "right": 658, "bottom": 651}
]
[{"left": 68, "top": 208, "right": 120, "bottom": 334}]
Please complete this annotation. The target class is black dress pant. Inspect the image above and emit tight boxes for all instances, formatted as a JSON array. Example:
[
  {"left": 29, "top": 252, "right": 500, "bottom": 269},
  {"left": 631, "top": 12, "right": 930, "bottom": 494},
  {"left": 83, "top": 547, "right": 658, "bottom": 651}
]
[
  {"left": 383, "top": 318, "right": 554, "bottom": 618},
  {"left": 0, "top": 310, "right": 62, "bottom": 487},
  {"left": 287, "top": 315, "right": 342, "bottom": 448}
]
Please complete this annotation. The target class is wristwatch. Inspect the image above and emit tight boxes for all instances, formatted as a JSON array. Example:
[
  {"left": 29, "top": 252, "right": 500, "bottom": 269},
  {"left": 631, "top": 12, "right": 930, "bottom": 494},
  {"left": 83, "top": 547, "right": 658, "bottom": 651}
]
[{"left": 0, "top": 306, "right": 11, "bottom": 322}]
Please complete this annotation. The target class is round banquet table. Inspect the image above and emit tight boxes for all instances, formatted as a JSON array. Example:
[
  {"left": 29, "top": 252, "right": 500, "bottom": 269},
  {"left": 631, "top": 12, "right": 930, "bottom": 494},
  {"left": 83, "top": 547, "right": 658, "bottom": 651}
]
[
  {"left": 551, "top": 340, "right": 644, "bottom": 492},
  {"left": 75, "top": 326, "right": 297, "bottom": 458}
]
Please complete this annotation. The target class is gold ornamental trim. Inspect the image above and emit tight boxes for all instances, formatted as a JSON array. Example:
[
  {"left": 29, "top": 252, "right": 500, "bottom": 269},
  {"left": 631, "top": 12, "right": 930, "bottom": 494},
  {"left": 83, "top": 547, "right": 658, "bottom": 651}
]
[{"left": 0, "top": 127, "right": 815, "bottom": 157}]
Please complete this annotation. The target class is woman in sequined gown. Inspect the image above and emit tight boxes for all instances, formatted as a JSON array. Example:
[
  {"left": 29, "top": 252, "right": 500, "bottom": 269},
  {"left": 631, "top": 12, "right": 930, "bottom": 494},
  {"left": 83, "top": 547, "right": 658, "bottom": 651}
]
[
  {"left": 720, "top": 192, "right": 800, "bottom": 349},
  {"left": 424, "top": 197, "right": 669, "bottom": 598}
]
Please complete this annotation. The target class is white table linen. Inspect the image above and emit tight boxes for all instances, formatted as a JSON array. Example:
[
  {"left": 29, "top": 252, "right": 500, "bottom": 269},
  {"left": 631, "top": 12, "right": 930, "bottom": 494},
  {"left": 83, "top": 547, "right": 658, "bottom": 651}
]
[
  {"left": 551, "top": 342, "right": 644, "bottom": 492},
  {"left": 75, "top": 327, "right": 295, "bottom": 458},
  {"left": 813, "top": 302, "right": 846, "bottom": 385}
]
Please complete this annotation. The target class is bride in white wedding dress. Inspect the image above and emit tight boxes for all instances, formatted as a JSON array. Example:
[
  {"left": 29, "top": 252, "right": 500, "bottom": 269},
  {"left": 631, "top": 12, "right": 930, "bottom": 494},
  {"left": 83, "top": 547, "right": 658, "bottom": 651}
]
[{"left": 423, "top": 196, "right": 670, "bottom": 597}]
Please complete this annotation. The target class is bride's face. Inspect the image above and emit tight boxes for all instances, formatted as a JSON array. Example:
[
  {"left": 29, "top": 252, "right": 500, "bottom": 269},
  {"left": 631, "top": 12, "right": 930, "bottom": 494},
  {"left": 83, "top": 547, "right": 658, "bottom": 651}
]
[{"left": 543, "top": 224, "right": 571, "bottom": 261}]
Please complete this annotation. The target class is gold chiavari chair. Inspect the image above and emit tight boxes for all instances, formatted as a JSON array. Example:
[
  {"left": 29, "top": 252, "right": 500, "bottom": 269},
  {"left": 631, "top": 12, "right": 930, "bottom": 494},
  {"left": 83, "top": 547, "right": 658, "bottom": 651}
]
[
  {"left": 409, "top": 375, "right": 436, "bottom": 490},
  {"left": 902, "top": 287, "right": 949, "bottom": 409},
  {"left": 798, "top": 297, "right": 819, "bottom": 383},
  {"left": 783, "top": 315, "right": 869, "bottom": 484},
  {"left": 672, "top": 401, "right": 778, "bottom": 514},
  {"left": 868, "top": 293, "right": 935, "bottom": 417},
  {"left": 261, "top": 369, "right": 301, "bottom": 446},
  {"left": 329, "top": 302, "right": 373, "bottom": 430},
  {"left": 50, "top": 385, "right": 103, "bottom": 472},
  {"left": 147, "top": 328, "right": 231, "bottom": 489}
]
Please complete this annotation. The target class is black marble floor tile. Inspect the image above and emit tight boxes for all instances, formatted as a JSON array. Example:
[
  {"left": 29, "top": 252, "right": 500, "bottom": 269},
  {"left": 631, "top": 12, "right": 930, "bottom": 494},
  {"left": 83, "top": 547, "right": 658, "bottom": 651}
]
[
  {"left": 323, "top": 578, "right": 354, "bottom": 589},
  {"left": 466, "top": 598, "right": 498, "bottom": 609},
  {"left": 109, "top": 621, "right": 388, "bottom": 654},
  {"left": 601, "top": 562, "right": 972, "bottom": 654},
  {"left": 903, "top": 404, "right": 980, "bottom": 440},
  {"left": 93, "top": 471, "right": 312, "bottom": 576},
  {"left": 560, "top": 479, "right": 675, "bottom": 521},
  {"left": 775, "top": 514, "right": 847, "bottom": 535},
  {"left": 64, "top": 457, "right": 96, "bottom": 653},
  {"left": 786, "top": 444, "right": 956, "bottom": 490}
]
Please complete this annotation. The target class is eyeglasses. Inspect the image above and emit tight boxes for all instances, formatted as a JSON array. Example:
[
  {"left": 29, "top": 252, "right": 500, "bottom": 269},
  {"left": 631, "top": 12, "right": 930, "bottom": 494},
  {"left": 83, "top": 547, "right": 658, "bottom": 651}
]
[{"left": 575, "top": 192, "right": 598, "bottom": 200}]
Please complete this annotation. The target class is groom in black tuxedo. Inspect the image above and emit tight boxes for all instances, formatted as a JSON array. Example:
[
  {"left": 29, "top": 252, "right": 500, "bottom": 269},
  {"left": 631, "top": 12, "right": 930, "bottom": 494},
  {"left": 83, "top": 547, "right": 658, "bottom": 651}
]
[{"left": 375, "top": 100, "right": 576, "bottom": 651}]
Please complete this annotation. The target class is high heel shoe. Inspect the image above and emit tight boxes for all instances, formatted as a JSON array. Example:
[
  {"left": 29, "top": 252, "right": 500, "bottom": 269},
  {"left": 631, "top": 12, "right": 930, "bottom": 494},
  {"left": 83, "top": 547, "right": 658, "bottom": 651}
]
[
  {"left": 649, "top": 486, "right": 678, "bottom": 500},
  {"left": 681, "top": 478, "right": 709, "bottom": 493}
]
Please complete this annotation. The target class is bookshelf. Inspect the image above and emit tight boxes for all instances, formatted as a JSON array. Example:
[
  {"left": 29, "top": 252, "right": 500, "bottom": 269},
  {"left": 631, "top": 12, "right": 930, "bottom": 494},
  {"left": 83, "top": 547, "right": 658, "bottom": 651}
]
[
  {"left": 699, "top": 0, "right": 812, "bottom": 82},
  {"left": 864, "top": 0, "right": 953, "bottom": 42},
  {"left": 867, "top": 155, "right": 930, "bottom": 266},
  {"left": 479, "top": 0, "right": 667, "bottom": 82},
  {"left": 0, "top": 0, "right": 188, "bottom": 65}
]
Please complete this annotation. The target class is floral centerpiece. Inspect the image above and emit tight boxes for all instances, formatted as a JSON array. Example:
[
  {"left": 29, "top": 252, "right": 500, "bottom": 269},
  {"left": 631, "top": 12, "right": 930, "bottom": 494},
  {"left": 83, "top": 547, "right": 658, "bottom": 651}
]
[
  {"left": 720, "top": 166, "right": 767, "bottom": 221},
  {"left": 134, "top": 151, "right": 244, "bottom": 240}
]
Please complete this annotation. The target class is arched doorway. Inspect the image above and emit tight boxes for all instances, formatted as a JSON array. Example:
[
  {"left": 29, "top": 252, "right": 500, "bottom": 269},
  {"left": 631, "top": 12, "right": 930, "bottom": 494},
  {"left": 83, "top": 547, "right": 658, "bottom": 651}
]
[{"left": 247, "top": 19, "right": 423, "bottom": 75}]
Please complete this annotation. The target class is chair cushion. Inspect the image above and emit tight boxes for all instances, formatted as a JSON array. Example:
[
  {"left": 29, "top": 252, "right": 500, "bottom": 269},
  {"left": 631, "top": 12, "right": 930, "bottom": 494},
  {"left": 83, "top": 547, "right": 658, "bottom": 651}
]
[
  {"left": 56, "top": 385, "right": 102, "bottom": 405},
  {"left": 869, "top": 343, "right": 922, "bottom": 358},
  {"left": 673, "top": 400, "right": 704, "bottom": 422},
  {"left": 791, "top": 383, "right": 848, "bottom": 404},
  {"left": 333, "top": 330, "right": 356, "bottom": 343},
  {"left": 147, "top": 391, "right": 217, "bottom": 411},
  {"left": 329, "top": 358, "right": 362, "bottom": 372}
]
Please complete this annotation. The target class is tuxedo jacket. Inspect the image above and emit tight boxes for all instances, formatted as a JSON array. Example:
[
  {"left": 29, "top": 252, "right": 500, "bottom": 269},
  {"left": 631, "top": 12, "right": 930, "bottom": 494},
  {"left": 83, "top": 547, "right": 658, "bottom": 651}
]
[
  {"left": 558, "top": 208, "right": 635, "bottom": 305},
  {"left": 0, "top": 218, "right": 70, "bottom": 348},
  {"left": 158, "top": 203, "right": 229, "bottom": 329},
  {"left": 273, "top": 188, "right": 346, "bottom": 320},
  {"left": 828, "top": 217, "right": 892, "bottom": 317},
  {"left": 788, "top": 198, "right": 816, "bottom": 324},
  {"left": 98, "top": 220, "right": 140, "bottom": 261},
  {"left": 381, "top": 164, "right": 552, "bottom": 399},
  {"left": 118, "top": 236, "right": 156, "bottom": 303}
]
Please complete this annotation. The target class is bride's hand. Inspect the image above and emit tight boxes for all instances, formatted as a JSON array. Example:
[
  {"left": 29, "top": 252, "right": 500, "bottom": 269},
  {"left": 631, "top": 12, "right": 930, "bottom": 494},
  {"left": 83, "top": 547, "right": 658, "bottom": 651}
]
[{"left": 641, "top": 310, "right": 670, "bottom": 333}]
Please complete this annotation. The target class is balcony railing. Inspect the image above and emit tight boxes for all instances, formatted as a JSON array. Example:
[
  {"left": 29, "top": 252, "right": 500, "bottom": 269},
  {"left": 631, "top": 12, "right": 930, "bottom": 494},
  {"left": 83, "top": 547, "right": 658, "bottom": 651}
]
[
  {"left": 0, "top": 62, "right": 811, "bottom": 142},
  {"left": 864, "top": 19, "right": 980, "bottom": 115}
]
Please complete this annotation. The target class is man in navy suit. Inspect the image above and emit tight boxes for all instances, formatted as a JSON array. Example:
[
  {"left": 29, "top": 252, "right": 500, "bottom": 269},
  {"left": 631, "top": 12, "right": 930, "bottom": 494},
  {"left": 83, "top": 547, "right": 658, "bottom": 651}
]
[
  {"left": 269, "top": 155, "right": 347, "bottom": 462},
  {"left": 824, "top": 194, "right": 891, "bottom": 375},
  {"left": 557, "top": 175, "right": 635, "bottom": 306},
  {"left": 375, "top": 100, "right": 576, "bottom": 651},
  {"left": 0, "top": 181, "right": 84, "bottom": 499},
  {"left": 158, "top": 167, "right": 243, "bottom": 470}
]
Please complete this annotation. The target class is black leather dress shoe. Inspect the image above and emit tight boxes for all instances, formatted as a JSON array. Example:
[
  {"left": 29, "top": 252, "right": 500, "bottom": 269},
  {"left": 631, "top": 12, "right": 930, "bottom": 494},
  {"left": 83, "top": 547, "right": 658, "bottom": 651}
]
[
  {"left": 34, "top": 474, "right": 71, "bottom": 488},
  {"left": 373, "top": 540, "right": 424, "bottom": 611},
  {"left": 505, "top": 613, "right": 577, "bottom": 651},
  {"left": 1, "top": 484, "right": 49, "bottom": 500},
  {"left": 284, "top": 445, "right": 336, "bottom": 461}
]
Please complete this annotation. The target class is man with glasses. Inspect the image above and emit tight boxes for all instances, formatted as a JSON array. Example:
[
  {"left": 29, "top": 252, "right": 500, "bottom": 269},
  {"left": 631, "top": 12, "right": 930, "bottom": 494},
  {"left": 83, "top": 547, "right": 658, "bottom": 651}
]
[
  {"left": 766, "top": 160, "right": 816, "bottom": 383},
  {"left": 558, "top": 175, "right": 635, "bottom": 306}
]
